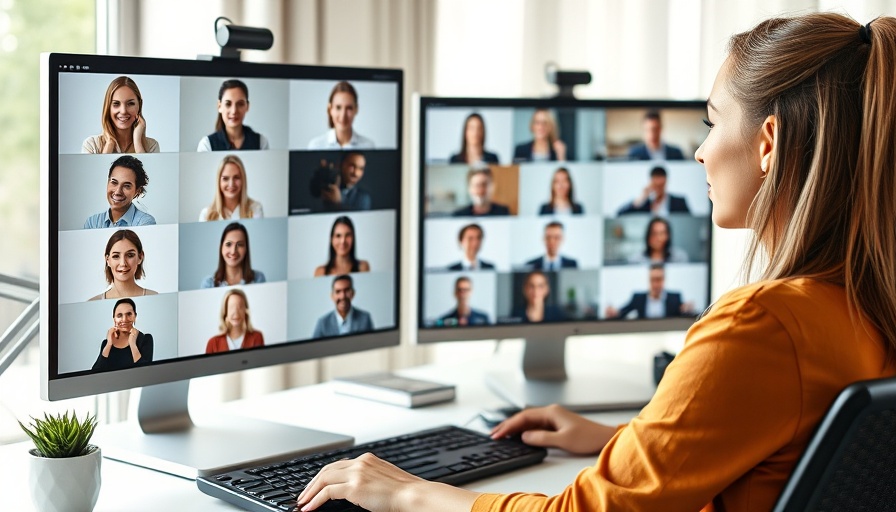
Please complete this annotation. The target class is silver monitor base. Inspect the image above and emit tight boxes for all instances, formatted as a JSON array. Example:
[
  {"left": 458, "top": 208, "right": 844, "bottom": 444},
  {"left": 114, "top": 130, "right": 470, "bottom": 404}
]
[
  {"left": 485, "top": 337, "right": 656, "bottom": 412},
  {"left": 485, "top": 370, "right": 654, "bottom": 412},
  {"left": 95, "top": 380, "right": 353, "bottom": 479}
]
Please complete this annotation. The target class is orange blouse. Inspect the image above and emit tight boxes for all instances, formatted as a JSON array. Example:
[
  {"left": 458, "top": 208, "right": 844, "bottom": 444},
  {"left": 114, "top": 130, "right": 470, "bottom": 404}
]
[{"left": 473, "top": 278, "right": 894, "bottom": 512}]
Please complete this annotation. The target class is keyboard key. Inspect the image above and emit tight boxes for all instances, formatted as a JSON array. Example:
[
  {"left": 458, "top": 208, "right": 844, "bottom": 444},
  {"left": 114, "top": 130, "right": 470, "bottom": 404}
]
[
  {"left": 396, "top": 458, "right": 436, "bottom": 471},
  {"left": 416, "top": 466, "right": 454, "bottom": 480},
  {"left": 261, "top": 490, "right": 292, "bottom": 500},
  {"left": 448, "top": 462, "right": 474, "bottom": 472}
]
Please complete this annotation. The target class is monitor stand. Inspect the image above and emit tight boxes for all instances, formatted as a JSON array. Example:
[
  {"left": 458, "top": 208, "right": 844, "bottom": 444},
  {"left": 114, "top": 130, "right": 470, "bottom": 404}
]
[
  {"left": 485, "top": 336, "right": 657, "bottom": 412},
  {"left": 95, "top": 380, "right": 353, "bottom": 480}
]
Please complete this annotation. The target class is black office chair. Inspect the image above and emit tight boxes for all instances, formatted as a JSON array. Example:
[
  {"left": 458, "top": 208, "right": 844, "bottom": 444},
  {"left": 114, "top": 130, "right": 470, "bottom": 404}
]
[{"left": 773, "top": 376, "right": 896, "bottom": 511}]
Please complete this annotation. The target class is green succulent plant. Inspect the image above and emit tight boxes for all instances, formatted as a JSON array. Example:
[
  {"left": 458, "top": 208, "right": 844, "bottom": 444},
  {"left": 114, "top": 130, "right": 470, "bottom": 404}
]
[{"left": 18, "top": 411, "right": 98, "bottom": 458}]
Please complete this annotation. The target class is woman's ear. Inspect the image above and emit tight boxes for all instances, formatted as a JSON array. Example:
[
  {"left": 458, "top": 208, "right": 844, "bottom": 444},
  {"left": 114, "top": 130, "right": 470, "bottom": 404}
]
[{"left": 758, "top": 115, "right": 777, "bottom": 176}]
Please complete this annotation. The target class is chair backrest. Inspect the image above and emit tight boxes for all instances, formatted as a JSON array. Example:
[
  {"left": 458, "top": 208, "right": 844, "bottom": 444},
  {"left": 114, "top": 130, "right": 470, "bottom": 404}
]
[{"left": 773, "top": 376, "right": 896, "bottom": 512}]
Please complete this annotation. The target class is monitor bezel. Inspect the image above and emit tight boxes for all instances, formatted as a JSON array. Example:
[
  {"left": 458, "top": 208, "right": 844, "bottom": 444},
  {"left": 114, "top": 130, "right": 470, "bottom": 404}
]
[
  {"left": 41, "top": 52, "right": 404, "bottom": 400},
  {"left": 415, "top": 95, "right": 710, "bottom": 344}
]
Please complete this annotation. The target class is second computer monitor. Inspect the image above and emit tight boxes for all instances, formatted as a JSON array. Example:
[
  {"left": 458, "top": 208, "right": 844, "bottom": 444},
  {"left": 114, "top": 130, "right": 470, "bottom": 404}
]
[{"left": 417, "top": 98, "right": 711, "bottom": 409}]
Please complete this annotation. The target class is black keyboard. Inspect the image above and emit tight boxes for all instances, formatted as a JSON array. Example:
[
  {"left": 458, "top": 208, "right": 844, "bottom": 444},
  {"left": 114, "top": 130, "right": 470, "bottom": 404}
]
[{"left": 197, "top": 425, "right": 547, "bottom": 512}]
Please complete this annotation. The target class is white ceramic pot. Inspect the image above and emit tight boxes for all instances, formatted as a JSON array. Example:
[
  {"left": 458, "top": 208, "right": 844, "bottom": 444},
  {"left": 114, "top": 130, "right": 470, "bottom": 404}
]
[{"left": 29, "top": 444, "right": 102, "bottom": 512}]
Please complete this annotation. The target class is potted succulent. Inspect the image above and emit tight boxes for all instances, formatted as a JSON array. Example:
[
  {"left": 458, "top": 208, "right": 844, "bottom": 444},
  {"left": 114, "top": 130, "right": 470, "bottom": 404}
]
[{"left": 18, "top": 411, "right": 101, "bottom": 512}]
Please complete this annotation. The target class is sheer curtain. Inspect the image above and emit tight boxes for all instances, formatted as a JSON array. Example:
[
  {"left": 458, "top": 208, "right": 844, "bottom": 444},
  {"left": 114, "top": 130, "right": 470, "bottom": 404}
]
[{"left": 103, "top": 0, "right": 895, "bottom": 404}]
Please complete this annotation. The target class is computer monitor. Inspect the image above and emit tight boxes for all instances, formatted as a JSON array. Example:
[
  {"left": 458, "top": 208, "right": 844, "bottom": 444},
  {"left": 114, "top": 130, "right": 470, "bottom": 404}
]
[
  {"left": 417, "top": 97, "right": 710, "bottom": 411},
  {"left": 40, "top": 52, "right": 403, "bottom": 477}
]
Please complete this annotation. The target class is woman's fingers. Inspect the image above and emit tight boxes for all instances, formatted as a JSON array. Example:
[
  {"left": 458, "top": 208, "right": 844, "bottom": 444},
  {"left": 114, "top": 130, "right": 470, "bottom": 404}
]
[
  {"left": 490, "top": 406, "right": 555, "bottom": 439},
  {"left": 297, "top": 458, "right": 351, "bottom": 504},
  {"left": 297, "top": 453, "right": 425, "bottom": 512},
  {"left": 299, "top": 482, "right": 351, "bottom": 511}
]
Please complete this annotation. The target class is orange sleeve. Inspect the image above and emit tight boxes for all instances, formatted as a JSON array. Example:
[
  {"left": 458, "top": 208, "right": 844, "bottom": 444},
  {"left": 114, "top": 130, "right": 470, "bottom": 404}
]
[{"left": 472, "top": 289, "right": 802, "bottom": 512}]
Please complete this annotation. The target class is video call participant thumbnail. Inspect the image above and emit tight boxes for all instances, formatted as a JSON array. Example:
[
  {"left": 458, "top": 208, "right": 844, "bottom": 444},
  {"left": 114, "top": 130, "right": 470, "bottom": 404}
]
[
  {"left": 510, "top": 270, "right": 566, "bottom": 323},
  {"left": 313, "top": 274, "right": 374, "bottom": 337},
  {"left": 539, "top": 167, "right": 583, "bottom": 215},
  {"left": 513, "top": 108, "right": 567, "bottom": 163},
  {"left": 452, "top": 167, "right": 510, "bottom": 217},
  {"left": 627, "top": 110, "right": 685, "bottom": 161},
  {"left": 84, "top": 155, "right": 156, "bottom": 229},
  {"left": 291, "top": 150, "right": 400, "bottom": 215},
  {"left": 605, "top": 263, "right": 694, "bottom": 319},
  {"left": 307, "top": 81, "right": 375, "bottom": 150},
  {"left": 92, "top": 298, "right": 153, "bottom": 372},
  {"left": 200, "top": 222, "right": 267, "bottom": 288},
  {"left": 197, "top": 79, "right": 270, "bottom": 152},
  {"left": 82, "top": 76, "right": 160, "bottom": 154},
  {"left": 525, "top": 221, "right": 578, "bottom": 271},
  {"left": 628, "top": 217, "right": 689, "bottom": 264},
  {"left": 450, "top": 113, "right": 499, "bottom": 165},
  {"left": 317, "top": 152, "right": 371, "bottom": 211},
  {"left": 438, "top": 276, "right": 490, "bottom": 326},
  {"left": 314, "top": 216, "right": 371, "bottom": 276},
  {"left": 446, "top": 223, "right": 494, "bottom": 271},
  {"left": 199, "top": 154, "right": 264, "bottom": 221},
  {"left": 618, "top": 166, "right": 691, "bottom": 217},
  {"left": 89, "top": 229, "right": 158, "bottom": 301},
  {"left": 205, "top": 289, "right": 265, "bottom": 353}
]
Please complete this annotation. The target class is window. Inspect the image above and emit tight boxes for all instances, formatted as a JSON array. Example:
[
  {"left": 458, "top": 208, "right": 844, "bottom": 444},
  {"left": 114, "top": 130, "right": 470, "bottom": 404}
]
[{"left": 0, "top": 0, "right": 95, "bottom": 445}]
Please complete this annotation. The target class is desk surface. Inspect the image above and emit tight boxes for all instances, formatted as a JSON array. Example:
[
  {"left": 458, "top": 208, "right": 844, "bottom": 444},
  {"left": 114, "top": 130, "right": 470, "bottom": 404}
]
[{"left": 0, "top": 352, "right": 648, "bottom": 511}]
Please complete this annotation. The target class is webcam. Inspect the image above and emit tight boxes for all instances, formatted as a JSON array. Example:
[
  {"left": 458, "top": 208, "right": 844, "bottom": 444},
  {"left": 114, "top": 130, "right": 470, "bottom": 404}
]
[
  {"left": 545, "top": 62, "right": 592, "bottom": 99},
  {"left": 198, "top": 17, "right": 274, "bottom": 61}
]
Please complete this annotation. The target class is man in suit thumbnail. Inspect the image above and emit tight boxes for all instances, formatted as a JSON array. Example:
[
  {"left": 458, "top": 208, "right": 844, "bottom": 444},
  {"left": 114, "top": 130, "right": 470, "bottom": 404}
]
[
  {"left": 618, "top": 166, "right": 691, "bottom": 217},
  {"left": 605, "top": 263, "right": 694, "bottom": 319},
  {"left": 452, "top": 167, "right": 510, "bottom": 217},
  {"left": 447, "top": 223, "right": 495, "bottom": 271},
  {"left": 312, "top": 274, "right": 374, "bottom": 337},
  {"left": 439, "top": 276, "right": 490, "bottom": 326},
  {"left": 525, "top": 221, "right": 578, "bottom": 270},
  {"left": 627, "top": 110, "right": 685, "bottom": 161}
]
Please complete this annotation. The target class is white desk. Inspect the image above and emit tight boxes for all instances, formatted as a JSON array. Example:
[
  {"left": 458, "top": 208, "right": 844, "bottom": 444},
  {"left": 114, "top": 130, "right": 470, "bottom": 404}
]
[{"left": 0, "top": 352, "right": 650, "bottom": 511}]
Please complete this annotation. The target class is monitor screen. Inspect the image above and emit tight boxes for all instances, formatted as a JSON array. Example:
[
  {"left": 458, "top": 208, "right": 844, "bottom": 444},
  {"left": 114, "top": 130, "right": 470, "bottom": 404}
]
[
  {"left": 41, "top": 53, "right": 403, "bottom": 401},
  {"left": 417, "top": 97, "right": 710, "bottom": 346},
  {"left": 416, "top": 97, "right": 710, "bottom": 410}
]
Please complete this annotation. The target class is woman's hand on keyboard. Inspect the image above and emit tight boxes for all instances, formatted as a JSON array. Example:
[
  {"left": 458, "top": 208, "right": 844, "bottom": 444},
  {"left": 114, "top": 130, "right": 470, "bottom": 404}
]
[
  {"left": 296, "top": 452, "right": 479, "bottom": 512},
  {"left": 489, "top": 404, "right": 617, "bottom": 455}
]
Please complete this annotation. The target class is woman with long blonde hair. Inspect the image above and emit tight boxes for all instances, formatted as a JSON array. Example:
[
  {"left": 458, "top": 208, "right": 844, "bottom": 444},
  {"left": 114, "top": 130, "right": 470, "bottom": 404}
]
[
  {"left": 199, "top": 154, "right": 264, "bottom": 221},
  {"left": 82, "top": 76, "right": 160, "bottom": 154},
  {"left": 204, "top": 289, "right": 265, "bottom": 353}
]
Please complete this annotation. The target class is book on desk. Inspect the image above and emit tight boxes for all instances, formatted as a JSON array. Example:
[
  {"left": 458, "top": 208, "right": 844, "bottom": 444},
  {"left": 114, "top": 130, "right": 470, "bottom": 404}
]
[{"left": 332, "top": 373, "right": 456, "bottom": 408}]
